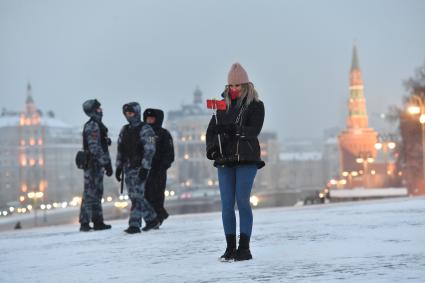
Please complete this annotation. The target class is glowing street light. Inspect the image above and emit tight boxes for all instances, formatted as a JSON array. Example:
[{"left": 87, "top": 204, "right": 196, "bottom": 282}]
[
  {"left": 407, "top": 94, "right": 425, "bottom": 192},
  {"left": 388, "top": 142, "right": 396, "bottom": 150},
  {"left": 27, "top": 191, "right": 44, "bottom": 199},
  {"left": 27, "top": 190, "right": 45, "bottom": 226},
  {"left": 374, "top": 142, "right": 383, "bottom": 150},
  {"left": 408, "top": 105, "right": 421, "bottom": 115},
  {"left": 374, "top": 139, "right": 397, "bottom": 185},
  {"left": 250, "top": 195, "right": 259, "bottom": 206},
  {"left": 356, "top": 152, "right": 374, "bottom": 187}
]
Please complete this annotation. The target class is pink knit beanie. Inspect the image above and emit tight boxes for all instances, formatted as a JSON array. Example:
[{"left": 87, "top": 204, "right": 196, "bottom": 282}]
[{"left": 227, "top": 63, "right": 250, "bottom": 85}]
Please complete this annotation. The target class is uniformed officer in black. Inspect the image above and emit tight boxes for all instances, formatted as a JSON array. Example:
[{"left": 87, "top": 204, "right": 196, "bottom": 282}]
[{"left": 143, "top": 108, "right": 174, "bottom": 225}]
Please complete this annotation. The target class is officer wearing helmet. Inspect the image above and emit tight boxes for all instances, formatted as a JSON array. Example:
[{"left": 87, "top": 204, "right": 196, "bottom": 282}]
[
  {"left": 116, "top": 102, "right": 160, "bottom": 234},
  {"left": 79, "top": 99, "right": 113, "bottom": 232}
]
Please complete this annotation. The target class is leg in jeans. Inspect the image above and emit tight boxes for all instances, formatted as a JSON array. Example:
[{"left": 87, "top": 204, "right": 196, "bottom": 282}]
[
  {"left": 235, "top": 165, "right": 257, "bottom": 237},
  {"left": 218, "top": 166, "right": 237, "bottom": 235}
]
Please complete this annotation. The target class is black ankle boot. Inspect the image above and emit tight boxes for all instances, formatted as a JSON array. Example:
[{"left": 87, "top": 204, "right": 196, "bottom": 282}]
[
  {"left": 159, "top": 211, "right": 169, "bottom": 225},
  {"left": 235, "top": 233, "right": 252, "bottom": 261},
  {"left": 219, "top": 234, "right": 236, "bottom": 261},
  {"left": 79, "top": 223, "right": 92, "bottom": 232},
  {"left": 93, "top": 222, "right": 112, "bottom": 231},
  {"left": 124, "top": 226, "right": 141, "bottom": 234},
  {"left": 142, "top": 218, "right": 160, "bottom": 232}
]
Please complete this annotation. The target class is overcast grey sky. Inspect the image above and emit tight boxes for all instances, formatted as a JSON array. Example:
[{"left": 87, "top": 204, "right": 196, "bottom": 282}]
[{"left": 1, "top": 0, "right": 424, "bottom": 140}]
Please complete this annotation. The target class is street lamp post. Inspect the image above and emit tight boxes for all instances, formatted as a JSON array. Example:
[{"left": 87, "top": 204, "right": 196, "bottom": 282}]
[
  {"left": 375, "top": 140, "right": 396, "bottom": 180},
  {"left": 27, "top": 191, "right": 44, "bottom": 226},
  {"left": 356, "top": 153, "right": 374, "bottom": 188},
  {"left": 342, "top": 171, "right": 359, "bottom": 188},
  {"left": 407, "top": 94, "right": 425, "bottom": 192}
]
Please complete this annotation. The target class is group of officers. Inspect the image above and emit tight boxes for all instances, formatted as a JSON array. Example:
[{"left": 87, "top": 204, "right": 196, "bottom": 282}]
[{"left": 79, "top": 99, "right": 174, "bottom": 234}]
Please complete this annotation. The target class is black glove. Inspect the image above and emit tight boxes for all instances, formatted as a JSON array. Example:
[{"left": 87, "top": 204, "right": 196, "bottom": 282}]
[
  {"left": 138, "top": 168, "right": 149, "bottom": 181},
  {"left": 215, "top": 124, "right": 236, "bottom": 136},
  {"left": 105, "top": 163, "right": 113, "bottom": 177},
  {"left": 115, "top": 166, "right": 122, "bottom": 182},
  {"left": 206, "top": 148, "right": 219, "bottom": 160}
]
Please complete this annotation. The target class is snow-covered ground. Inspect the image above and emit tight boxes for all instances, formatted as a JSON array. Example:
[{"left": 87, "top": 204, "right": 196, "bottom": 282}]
[{"left": 1, "top": 197, "right": 424, "bottom": 283}]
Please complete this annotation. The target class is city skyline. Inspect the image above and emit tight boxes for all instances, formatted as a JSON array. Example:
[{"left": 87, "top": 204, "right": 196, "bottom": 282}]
[{"left": 1, "top": 0, "right": 425, "bottom": 139}]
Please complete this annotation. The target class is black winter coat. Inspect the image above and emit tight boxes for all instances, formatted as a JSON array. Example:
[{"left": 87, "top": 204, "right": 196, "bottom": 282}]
[
  {"left": 143, "top": 109, "right": 175, "bottom": 171},
  {"left": 206, "top": 97, "right": 265, "bottom": 169}
]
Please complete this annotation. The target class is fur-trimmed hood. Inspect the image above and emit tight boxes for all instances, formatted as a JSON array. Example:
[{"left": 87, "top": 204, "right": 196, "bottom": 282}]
[{"left": 143, "top": 108, "right": 164, "bottom": 128}]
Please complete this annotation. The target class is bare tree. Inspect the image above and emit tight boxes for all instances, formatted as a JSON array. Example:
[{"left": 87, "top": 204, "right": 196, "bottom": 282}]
[{"left": 398, "top": 62, "right": 425, "bottom": 195}]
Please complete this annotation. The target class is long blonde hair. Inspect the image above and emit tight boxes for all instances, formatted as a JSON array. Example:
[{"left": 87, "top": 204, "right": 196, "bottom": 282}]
[{"left": 223, "top": 82, "right": 259, "bottom": 110}]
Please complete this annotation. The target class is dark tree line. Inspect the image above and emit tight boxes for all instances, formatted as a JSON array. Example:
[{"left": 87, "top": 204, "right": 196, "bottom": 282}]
[{"left": 398, "top": 62, "right": 425, "bottom": 195}]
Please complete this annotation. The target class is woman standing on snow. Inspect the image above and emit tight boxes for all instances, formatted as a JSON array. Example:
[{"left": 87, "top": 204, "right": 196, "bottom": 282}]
[{"left": 206, "top": 63, "right": 265, "bottom": 261}]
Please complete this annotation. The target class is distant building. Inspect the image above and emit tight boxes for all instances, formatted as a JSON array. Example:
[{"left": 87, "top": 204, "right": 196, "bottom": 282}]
[
  {"left": 278, "top": 132, "right": 341, "bottom": 192},
  {"left": 279, "top": 151, "right": 325, "bottom": 191},
  {"left": 0, "top": 84, "right": 80, "bottom": 207},
  {"left": 322, "top": 136, "right": 340, "bottom": 181},
  {"left": 255, "top": 131, "right": 280, "bottom": 190},
  {"left": 337, "top": 46, "right": 379, "bottom": 187},
  {"left": 337, "top": 46, "right": 401, "bottom": 189},
  {"left": 166, "top": 87, "right": 215, "bottom": 189},
  {"left": 0, "top": 85, "right": 118, "bottom": 208}
]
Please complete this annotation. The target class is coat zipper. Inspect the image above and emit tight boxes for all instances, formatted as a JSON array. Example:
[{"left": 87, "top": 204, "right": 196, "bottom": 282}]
[
  {"left": 236, "top": 139, "right": 240, "bottom": 162},
  {"left": 247, "top": 140, "right": 254, "bottom": 152}
]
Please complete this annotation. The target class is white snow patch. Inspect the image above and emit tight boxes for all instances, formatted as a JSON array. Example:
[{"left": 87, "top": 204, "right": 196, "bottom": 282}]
[{"left": 1, "top": 197, "right": 424, "bottom": 282}]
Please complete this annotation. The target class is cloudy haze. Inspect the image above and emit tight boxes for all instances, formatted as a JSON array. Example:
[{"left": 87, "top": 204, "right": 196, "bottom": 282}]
[{"left": 1, "top": 0, "right": 424, "bottom": 139}]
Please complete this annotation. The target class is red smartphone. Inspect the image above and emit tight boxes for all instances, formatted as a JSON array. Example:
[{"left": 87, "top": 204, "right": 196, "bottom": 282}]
[{"left": 206, "top": 99, "right": 226, "bottom": 110}]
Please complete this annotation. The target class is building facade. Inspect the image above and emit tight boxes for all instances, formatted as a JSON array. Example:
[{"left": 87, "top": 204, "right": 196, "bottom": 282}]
[
  {"left": 0, "top": 85, "right": 119, "bottom": 209},
  {"left": 0, "top": 85, "right": 81, "bottom": 207},
  {"left": 337, "top": 46, "right": 379, "bottom": 187}
]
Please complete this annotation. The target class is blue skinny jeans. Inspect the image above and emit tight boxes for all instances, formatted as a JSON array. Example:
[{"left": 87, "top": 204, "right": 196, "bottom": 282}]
[{"left": 217, "top": 164, "right": 257, "bottom": 237}]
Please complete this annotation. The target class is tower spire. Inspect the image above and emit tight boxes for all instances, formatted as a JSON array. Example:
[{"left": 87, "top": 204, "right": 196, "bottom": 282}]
[
  {"left": 25, "top": 82, "right": 36, "bottom": 114},
  {"left": 351, "top": 45, "right": 360, "bottom": 71},
  {"left": 347, "top": 45, "right": 368, "bottom": 128},
  {"left": 337, "top": 45, "right": 379, "bottom": 184},
  {"left": 193, "top": 86, "right": 202, "bottom": 105},
  {"left": 26, "top": 82, "right": 34, "bottom": 104}
]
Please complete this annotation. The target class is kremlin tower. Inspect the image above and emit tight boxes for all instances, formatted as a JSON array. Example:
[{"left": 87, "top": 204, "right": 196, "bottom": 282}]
[{"left": 338, "top": 46, "right": 378, "bottom": 187}]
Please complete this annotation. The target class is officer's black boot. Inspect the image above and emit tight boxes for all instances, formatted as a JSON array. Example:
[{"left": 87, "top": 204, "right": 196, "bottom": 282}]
[
  {"left": 219, "top": 234, "right": 236, "bottom": 262},
  {"left": 93, "top": 221, "right": 112, "bottom": 231},
  {"left": 124, "top": 226, "right": 141, "bottom": 234},
  {"left": 235, "top": 233, "right": 252, "bottom": 261},
  {"left": 141, "top": 218, "right": 160, "bottom": 232},
  {"left": 159, "top": 211, "right": 169, "bottom": 226},
  {"left": 80, "top": 223, "right": 92, "bottom": 232}
]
